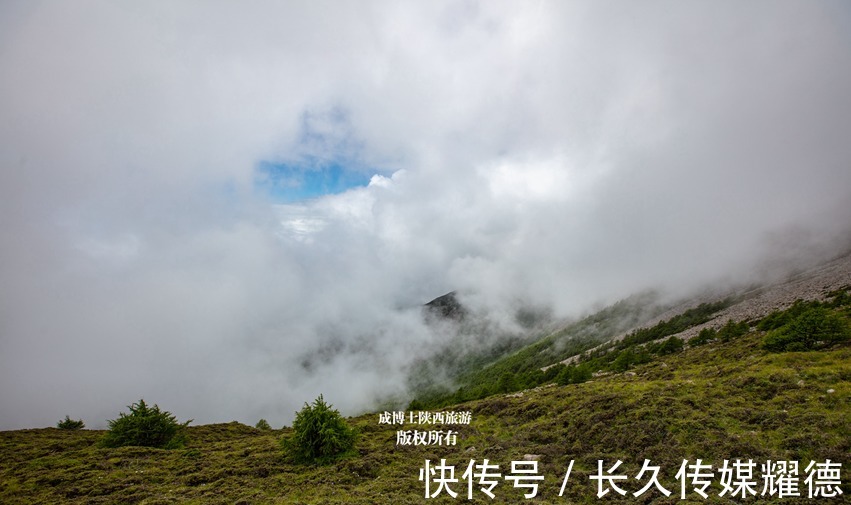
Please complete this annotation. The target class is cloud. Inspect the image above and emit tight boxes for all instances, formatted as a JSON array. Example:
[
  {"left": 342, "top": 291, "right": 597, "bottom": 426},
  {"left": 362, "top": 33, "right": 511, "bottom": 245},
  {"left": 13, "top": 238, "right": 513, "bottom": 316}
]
[{"left": 1, "top": 1, "right": 850, "bottom": 429}]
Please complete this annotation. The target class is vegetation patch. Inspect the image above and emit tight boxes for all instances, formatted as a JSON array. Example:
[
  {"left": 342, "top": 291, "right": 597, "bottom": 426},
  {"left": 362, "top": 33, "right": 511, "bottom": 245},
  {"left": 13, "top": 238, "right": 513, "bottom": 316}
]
[
  {"left": 100, "top": 399, "right": 191, "bottom": 449},
  {"left": 56, "top": 416, "right": 85, "bottom": 431},
  {"left": 763, "top": 305, "right": 851, "bottom": 352},
  {"left": 281, "top": 395, "right": 357, "bottom": 465}
]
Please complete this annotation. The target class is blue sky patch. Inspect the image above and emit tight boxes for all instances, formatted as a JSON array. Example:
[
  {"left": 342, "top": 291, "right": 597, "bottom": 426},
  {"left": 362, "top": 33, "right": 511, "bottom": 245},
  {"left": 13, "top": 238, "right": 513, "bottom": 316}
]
[{"left": 255, "top": 160, "right": 373, "bottom": 202}]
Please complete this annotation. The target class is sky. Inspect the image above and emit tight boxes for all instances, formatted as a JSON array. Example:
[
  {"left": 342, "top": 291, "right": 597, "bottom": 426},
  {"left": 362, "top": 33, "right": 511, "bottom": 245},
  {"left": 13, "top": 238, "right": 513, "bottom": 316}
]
[{"left": 1, "top": 1, "right": 850, "bottom": 429}]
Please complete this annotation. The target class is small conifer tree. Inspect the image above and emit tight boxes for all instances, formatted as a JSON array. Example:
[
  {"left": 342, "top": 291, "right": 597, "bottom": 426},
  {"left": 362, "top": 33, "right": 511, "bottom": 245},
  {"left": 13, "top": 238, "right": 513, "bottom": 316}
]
[
  {"left": 255, "top": 419, "right": 272, "bottom": 430},
  {"left": 718, "top": 319, "right": 749, "bottom": 342},
  {"left": 100, "top": 399, "right": 191, "bottom": 449},
  {"left": 282, "top": 395, "right": 356, "bottom": 463},
  {"left": 656, "top": 336, "right": 684, "bottom": 355},
  {"left": 57, "top": 415, "right": 85, "bottom": 430},
  {"left": 690, "top": 327, "right": 717, "bottom": 346}
]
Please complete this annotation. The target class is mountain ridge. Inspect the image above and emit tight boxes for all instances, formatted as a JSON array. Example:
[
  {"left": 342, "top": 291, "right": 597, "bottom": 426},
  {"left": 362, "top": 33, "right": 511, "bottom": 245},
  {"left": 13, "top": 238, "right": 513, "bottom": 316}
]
[{"left": 540, "top": 250, "right": 851, "bottom": 371}]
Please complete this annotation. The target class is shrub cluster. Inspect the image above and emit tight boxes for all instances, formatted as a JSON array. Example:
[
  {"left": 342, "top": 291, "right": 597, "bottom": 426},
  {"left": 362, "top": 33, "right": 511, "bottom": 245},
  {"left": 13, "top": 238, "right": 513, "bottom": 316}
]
[
  {"left": 763, "top": 306, "right": 850, "bottom": 352},
  {"left": 620, "top": 300, "right": 730, "bottom": 348},
  {"left": 718, "top": 320, "right": 749, "bottom": 342},
  {"left": 100, "top": 399, "right": 191, "bottom": 449},
  {"left": 57, "top": 415, "right": 85, "bottom": 430},
  {"left": 556, "top": 363, "right": 593, "bottom": 385},
  {"left": 691, "top": 320, "right": 750, "bottom": 347},
  {"left": 690, "top": 327, "right": 717, "bottom": 346},
  {"left": 282, "top": 395, "right": 356, "bottom": 463}
]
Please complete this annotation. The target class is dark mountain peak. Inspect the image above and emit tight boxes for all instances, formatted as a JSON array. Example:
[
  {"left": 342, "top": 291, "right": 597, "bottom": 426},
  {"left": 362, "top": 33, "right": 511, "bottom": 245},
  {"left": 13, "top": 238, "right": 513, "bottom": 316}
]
[{"left": 423, "top": 291, "right": 467, "bottom": 321}]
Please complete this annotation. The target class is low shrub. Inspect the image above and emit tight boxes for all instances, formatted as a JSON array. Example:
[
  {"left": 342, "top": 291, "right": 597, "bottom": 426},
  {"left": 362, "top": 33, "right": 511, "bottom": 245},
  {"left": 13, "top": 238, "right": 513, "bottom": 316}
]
[
  {"left": 56, "top": 415, "right": 85, "bottom": 430},
  {"left": 282, "top": 395, "right": 356, "bottom": 464},
  {"left": 690, "top": 327, "right": 717, "bottom": 346},
  {"left": 654, "top": 336, "right": 684, "bottom": 356},
  {"left": 100, "top": 399, "right": 191, "bottom": 449},
  {"left": 718, "top": 320, "right": 749, "bottom": 342},
  {"left": 556, "top": 364, "right": 592, "bottom": 385},
  {"left": 757, "top": 300, "right": 820, "bottom": 332}
]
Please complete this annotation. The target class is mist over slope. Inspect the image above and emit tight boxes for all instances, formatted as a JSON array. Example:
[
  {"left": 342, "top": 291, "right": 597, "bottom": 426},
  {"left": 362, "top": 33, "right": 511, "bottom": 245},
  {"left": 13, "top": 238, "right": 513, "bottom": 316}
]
[
  {"left": 1, "top": 282, "right": 848, "bottom": 503},
  {"left": 556, "top": 249, "right": 851, "bottom": 369},
  {"left": 407, "top": 249, "right": 851, "bottom": 408}
]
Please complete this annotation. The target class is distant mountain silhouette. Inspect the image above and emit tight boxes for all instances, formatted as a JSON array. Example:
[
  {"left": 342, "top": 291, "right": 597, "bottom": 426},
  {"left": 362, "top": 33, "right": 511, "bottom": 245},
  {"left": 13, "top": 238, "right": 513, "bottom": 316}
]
[{"left": 423, "top": 291, "right": 467, "bottom": 321}]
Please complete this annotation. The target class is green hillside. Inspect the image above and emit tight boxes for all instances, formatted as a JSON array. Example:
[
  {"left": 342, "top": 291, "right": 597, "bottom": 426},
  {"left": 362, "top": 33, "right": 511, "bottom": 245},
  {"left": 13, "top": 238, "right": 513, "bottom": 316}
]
[
  {"left": 409, "top": 293, "right": 734, "bottom": 408},
  {"left": 1, "top": 293, "right": 848, "bottom": 504}
]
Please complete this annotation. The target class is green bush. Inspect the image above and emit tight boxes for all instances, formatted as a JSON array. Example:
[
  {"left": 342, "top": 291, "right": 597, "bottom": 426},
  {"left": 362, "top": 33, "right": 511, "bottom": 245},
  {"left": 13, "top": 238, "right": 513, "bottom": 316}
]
[
  {"left": 611, "top": 346, "right": 650, "bottom": 372},
  {"left": 757, "top": 300, "right": 820, "bottom": 332},
  {"left": 827, "top": 287, "right": 851, "bottom": 308},
  {"left": 718, "top": 320, "right": 749, "bottom": 342},
  {"left": 255, "top": 419, "right": 272, "bottom": 430},
  {"left": 282, "top": 395, "right": 356, "bottom": 464},
  {"left": 56, "top": 415, "right": 85, "bottom": 430},
  {"left": 654, "top": 336, "right": 684, "bottom": 355},
  {"left": 763, "top": 306, "right": 851, "bottom": 352},
  {"left": 556, "top": 364, "right": 592, "bottom": 385},
  {"left": 100, "top": 399, "right": 191, "bottom": 449},
  {"left": 690, "top": 327, "right": 717, "bottom": 346},
  {"left": 611, "top": 348, "right": 633, "bottom": 372},
  {"left": 496, "top": 372, "right": 518, "bottom": 393}
]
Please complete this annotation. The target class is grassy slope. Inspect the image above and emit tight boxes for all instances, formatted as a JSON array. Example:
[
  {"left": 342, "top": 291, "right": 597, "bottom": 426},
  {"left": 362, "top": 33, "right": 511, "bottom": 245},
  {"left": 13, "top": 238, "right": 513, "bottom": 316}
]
[{"left": 2, "top": 328, "right": 849, "bottom": 504}]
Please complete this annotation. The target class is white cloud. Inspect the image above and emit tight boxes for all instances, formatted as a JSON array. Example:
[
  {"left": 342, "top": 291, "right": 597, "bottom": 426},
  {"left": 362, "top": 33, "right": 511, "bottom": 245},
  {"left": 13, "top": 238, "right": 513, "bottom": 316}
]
[{"left": 75, "top": 233, "right": 142, "bottom": 265}]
